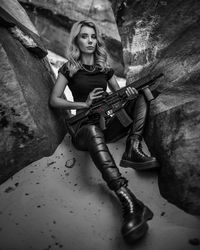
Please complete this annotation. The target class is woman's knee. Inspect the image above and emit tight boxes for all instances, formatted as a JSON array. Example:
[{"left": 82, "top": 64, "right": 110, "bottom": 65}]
[
  {"left": 74, "top": 124, "right": 104, "bottom": 150},
  {"left": 81, "top": 124, "right": 103, "bottom": 138},
  {"left": 138, "top": 93, "right": 148, "bottom": 105},
  {"left": 126, "top": 94, "right": 148, "bottom": 115}
]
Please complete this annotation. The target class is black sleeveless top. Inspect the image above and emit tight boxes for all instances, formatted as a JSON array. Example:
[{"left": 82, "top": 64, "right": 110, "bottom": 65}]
[{"left": 58, "top": 63, "right": 114, "bottom": 102}]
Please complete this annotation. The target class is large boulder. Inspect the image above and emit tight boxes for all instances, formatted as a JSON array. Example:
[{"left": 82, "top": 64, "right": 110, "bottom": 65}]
[
  {"left": 112, "top": 0, "right": 200, "bottom": 214},
  {"left": 0, "top": 0, "right": 66, "bottom": 184},
  {"left": 19, "top": 0, "right": 125, "bottom": 77}
]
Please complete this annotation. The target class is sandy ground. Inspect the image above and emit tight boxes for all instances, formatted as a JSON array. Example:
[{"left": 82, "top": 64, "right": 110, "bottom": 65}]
[
  {"left": 0, "top": 51, "right": 200, "bottom": 249},
  {"left": 0, "top": 134, "right": 200, "bottom": 250}
]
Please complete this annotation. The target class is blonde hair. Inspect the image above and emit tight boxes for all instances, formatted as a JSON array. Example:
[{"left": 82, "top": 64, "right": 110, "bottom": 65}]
[{"left": 66, "top": 20, "right": 108, "bottom": 77}]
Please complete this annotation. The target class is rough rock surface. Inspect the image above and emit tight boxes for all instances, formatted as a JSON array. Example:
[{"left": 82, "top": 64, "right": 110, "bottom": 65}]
[
  {"left": 112, "top": 0, "right": 200, "bottom": 214},
  {"left": 19, "top": 0, "right": 124, "bottom": 77},
  {"left": 0, "top": 0, "right": 66, "bottom": 184}
]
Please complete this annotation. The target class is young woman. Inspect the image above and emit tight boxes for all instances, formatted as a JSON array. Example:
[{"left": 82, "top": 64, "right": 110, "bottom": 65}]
[{"left": 50, "top": 20, "right": 158, "bottom": 243}]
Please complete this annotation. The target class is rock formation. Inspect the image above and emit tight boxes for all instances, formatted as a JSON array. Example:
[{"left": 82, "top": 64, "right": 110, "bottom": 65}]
[
  {"left": 0, "top": 0, "right": 66, "bottom": 184},
  {"left": 1, "top": 0, "right": 199, "bottom": 216},
  {"left": 19, "top": 0, "right": 124, "bottom": 77},
  {"left": 112, "top": 0, "right": 200, "bottom": 215}
]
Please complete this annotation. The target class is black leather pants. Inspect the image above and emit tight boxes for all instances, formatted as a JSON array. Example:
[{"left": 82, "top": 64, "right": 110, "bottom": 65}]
[
  {"left": 72, "top": 94, "right": 148, "bottom": 191},
  {"left": 104, "top": 94, "right": 148, "bottom": 142}
]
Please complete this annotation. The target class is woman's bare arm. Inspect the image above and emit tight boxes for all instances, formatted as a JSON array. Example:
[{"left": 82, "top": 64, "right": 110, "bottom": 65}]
[
  {"left": 49, "top": 73, "right": 88, "bottom": 110},
  {"left": 108, "top": 75, "right": 138, "bottom": 98},
  {"left": 107, "top": 75, "right": 121, "bottom": 92}
]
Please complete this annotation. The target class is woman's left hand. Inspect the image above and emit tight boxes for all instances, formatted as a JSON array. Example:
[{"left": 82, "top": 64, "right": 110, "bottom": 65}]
[{"left": 125, "top": 87, "right": 138, "bottom": 100}]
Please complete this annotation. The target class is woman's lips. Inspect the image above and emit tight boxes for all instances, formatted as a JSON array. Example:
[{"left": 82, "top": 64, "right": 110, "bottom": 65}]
[{"left": 87, "top": 46, "right": 94, "bottom": 49}]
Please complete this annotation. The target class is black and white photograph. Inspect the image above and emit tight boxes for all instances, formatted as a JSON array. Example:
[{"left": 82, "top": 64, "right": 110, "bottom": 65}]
[{"left": 0, "top": 0, "right": 200, "bottom": 249}]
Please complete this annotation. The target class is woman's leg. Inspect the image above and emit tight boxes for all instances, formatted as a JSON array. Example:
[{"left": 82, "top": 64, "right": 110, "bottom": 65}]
[
  {"left": 103, "top": 94, "right": 158, "bottom": 170},
  {"left": 73, "top": 124, "right": 127, "bottom": 191},
  {"left": 103, "top": 94, "right": 149, "bottom": 143},
  {"left": 120, "top": 94, "right": 159, "bottom": 170},
  {"left": 72, "top": 124, "right": 153, "bottom": 243}
]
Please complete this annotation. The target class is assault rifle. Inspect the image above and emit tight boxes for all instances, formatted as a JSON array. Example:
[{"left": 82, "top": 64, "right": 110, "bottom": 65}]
[{"left": 66, "top": 73, "right": 163, "bottom": 135}]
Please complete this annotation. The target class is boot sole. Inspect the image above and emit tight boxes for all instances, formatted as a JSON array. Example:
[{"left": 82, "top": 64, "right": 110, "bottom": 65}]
[
  {"left": 120, "top": 158, "right": 159, "bottom": 170},
  {"left": 122, "top": 207, "right": 153, "bottom": 243}
]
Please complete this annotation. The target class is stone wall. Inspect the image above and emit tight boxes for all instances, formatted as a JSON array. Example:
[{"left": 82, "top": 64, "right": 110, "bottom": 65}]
[
  {"left": 19, "top": 0, "right": 125, "bottom": 77},
  {"left": 112, "top": 0, "right": 200, "bottom": 215},
  {"left": 0, "top": 0, "right": 66, "bottom": 184}
]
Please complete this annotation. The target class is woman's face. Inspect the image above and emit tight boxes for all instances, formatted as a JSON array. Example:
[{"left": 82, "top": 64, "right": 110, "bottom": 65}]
[{"left": 76, "top": 25, "right": 97, "bottom": 54}]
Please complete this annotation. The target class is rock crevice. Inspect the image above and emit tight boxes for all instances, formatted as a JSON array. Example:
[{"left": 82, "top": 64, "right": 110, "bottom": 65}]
[{"left": 112, "top": 0, "right": 200, "bottom": 215}]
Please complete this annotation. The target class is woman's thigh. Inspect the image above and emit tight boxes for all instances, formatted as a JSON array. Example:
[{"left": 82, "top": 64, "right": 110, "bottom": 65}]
[
  {"left": 73, "top": 124, "right": 105, "bottom": 151},
  {"left": 104, "top": 116, "right": 130, "bottom": 143},
  {"left": 103, "top": 99, "right": 137, "bottom": 143}
]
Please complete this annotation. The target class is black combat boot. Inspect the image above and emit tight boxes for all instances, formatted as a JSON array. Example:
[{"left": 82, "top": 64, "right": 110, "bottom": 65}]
[
  {"left": 115, "top": 186, "right": 153, "bottom": 243},
  {"left": 120, "top": 135, "right": 159, "bottom": 170}
]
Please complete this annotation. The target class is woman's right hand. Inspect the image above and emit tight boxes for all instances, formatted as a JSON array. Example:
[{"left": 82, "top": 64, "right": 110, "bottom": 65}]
[{"left": 85, "top": 88, "right": 104, "bottom": 108}]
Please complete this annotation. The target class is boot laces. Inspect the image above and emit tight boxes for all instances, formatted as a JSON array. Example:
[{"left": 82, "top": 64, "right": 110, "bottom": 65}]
[
  {"left": 133, "top": 140, "right": 147, "bottom": 158},
  {"left": 138, "top": 143, "right": 149, "bottom": 157},
  {"left": 118, "top": 190, "right": 134, "bottom": 216}
]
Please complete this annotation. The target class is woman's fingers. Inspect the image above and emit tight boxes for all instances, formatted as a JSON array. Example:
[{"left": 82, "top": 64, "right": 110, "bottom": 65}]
[
  {"left": 126, "top": 87, "right": 138, "bottom": 98},
  {"left": 93, "top": 88, "right": 104, "bottom": 92},
  {"left": 128, "top": 87, "right": 138, "bottom": 95},
  {"left": 90, "top": 88, "right": 104, "bottom": 99},
  {"left": 93, "top": 88, "right": 104, "bottom": 95},
  {"left": 92, "top": 95, "right": 103, "bottom": 100}
]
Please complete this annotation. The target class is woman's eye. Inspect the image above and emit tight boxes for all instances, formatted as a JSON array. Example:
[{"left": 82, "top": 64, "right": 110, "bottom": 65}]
[{"left": 80, "top": 34, "right": 96, "bottom": 39}]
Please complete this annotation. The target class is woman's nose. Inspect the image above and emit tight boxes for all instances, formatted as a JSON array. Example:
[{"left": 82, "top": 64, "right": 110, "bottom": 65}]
[{"left": 88, "top": 37, "right": 92, "bottom": 43}]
